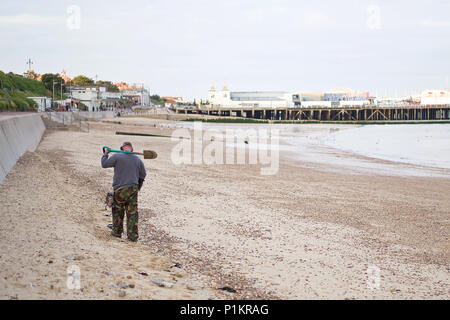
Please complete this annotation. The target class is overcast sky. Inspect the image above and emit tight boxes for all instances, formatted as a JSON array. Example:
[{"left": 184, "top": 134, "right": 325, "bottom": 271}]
[{"left": 0, "top": 0, "right": 449, "bottom": 100}]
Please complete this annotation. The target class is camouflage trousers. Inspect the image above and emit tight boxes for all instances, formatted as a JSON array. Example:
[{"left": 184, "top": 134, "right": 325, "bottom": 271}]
[{"left": 112, "top": 185, "right": 139, "bottom": 242}]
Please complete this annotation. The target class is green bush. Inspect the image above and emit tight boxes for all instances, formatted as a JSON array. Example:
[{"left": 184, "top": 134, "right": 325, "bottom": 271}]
[
  {"left": 78, "top": 102, "right": 88, "bottom": 111},
  {"left": 0, "top": 100, "right": 10, "bottom": 111}
]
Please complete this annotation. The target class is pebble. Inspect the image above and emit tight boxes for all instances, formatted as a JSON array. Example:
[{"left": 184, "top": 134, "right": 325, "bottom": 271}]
[
  {"left": 119, "top": 290, "right": 126, "bottom": 297},
  {"left": 186, "top": 284, "right": 197, "bottom": 290},
  {"left": 152, "top": 279, "right": 173, "bottom": 288},
  {"left": 218, "top": 286, "right": 237, "bottom": 293}
]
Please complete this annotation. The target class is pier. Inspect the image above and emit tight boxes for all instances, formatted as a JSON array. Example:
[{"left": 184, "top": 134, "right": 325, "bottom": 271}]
[{"left": 176, "top": 105, "right": 450, "bottom": 122}]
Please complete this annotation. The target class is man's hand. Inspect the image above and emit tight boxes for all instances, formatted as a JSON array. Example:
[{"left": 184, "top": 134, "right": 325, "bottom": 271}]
[
  {"left": 103, "top": 147, "right": 110, "bottom": 154},
  {"left": 138, "top": 178, "right": 144, "bottom": 191}
]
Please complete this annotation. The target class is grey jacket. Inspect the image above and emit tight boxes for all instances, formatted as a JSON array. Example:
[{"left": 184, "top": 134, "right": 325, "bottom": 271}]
[{"left": 101, "top": 153, "right": 146, "bottom": 190}]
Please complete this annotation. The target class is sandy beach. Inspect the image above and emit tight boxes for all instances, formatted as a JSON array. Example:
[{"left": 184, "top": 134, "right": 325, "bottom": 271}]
[{"left": 0, "top": 116, "right": 449, "bottom": 299}]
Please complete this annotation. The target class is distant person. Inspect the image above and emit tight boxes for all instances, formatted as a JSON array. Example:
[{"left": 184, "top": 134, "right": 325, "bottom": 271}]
[{"left": 101, "top": 142, "right": 146, "bottom": 242}]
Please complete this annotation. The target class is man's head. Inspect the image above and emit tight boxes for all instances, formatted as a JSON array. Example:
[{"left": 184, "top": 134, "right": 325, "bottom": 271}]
[{"left": 121, "top": 141, "right": 133, "bottom": 152}]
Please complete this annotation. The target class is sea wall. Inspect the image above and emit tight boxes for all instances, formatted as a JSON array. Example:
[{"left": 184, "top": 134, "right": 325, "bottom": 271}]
[
  {"left": 0, "top": 114, "right": 46, "bottom": 183},
  {"left": 43, "top": 111, "right": 115, "bottom": 124}
]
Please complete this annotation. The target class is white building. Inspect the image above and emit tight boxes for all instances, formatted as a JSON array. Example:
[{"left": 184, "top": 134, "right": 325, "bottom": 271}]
[
  {"left": 339, "top": 100, "right": 370, "bottom": 107},
  {"left": 101, "top": 91, "right": 122, "bottom": 100},
  {"left": 208, "top": 85, "right": 294, "bottom": 108},
  {"left": 299, "top": 100, "right": 370, "bottom": 108},
  {"left": 67, "top": 86, "right": 103, "bottom": 111},
  {"left": 374, "top": 97, "right": 407, "bottom": 107},
  {"left": 142, "top": 90, "right": 150, "bottom": 105},
  {"left": 121, "top": 89, "right": 150, "bottom": 106},
  {"left": 67, "top": 86, "right": 126, "bottom": 111},
  {"left": 29, "top": 96, "right": 52, "bottom": 112},
  {"left": 420, "top": 90, "right": 450, "bottom": 105},
  {"left": 300, "top": 101, "right": 331, "bottom": 108}
]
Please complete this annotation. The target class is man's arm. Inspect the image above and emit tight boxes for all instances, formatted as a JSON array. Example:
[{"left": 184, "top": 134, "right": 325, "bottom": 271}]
[
  {"left": 101, "top": 153, "right": 116, "bottom": 168},
  {"left": 138, "top": 160, "right": 146, "bottom": 190},
  {"left": 139, "top": 159, "right": 146, "bottom": 180}
]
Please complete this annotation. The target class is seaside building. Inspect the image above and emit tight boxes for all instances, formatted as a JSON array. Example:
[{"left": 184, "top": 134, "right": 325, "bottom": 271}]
[
  {"left": 374, "top": 97, "right": 412, "bottom": 107},
  {"left": 292, "top": 92, "right": 324, "bottom": 107},
  {"left": 28, "top": 96, "right": 52, "bottom": 112},
  {"left": 67, "top": 82, "right": 152, "bottom": 110},
  {"left": 291, "top": 88, "right": 369, "bottom": 108},
  {"left": 66, "top": 85, "right": 120, "bottom": 110},
  {"left": 204, "top": 85, "right": 447, "bottom": 109},
  {"left": 66, "top": 85, "right": 103, "bottom": 111},
  {"left": 121, "top": 88, "right": 150, "bottom": 106},
  {"left": 114, "top": 82, "right": 150, "bottom": 106},
  {"left": 161, "top": 97, "right": 183, "bottom": 108},
  {"left": 420, "top": 90, "right": 450, "bottom": 105},
  {"left": 299, "top": 101, "right": 332, "bottom": 108},
  {"left": 208, "top": 84, "right": 294, "bottom": 108},
  {"left": 207, "top": 85, "right": 372, "bottom": 109}
]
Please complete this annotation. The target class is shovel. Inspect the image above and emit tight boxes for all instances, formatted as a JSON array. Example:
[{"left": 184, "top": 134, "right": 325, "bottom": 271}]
[{"left": 102, "top": 146, "right": 158, "bottom": 159}]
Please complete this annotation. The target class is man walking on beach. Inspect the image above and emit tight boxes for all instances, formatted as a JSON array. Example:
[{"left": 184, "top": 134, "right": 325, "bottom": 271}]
[{"left": 101, "top": 142, "right": 146, "bottom": 242}]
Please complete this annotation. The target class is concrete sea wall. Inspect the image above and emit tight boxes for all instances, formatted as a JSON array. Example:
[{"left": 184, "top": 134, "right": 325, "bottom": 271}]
[
  {"left": 0, "top": 114, "right": 46, "bottom": 183},
  {"left": 43, "top": 111, "right": 115, "bottom": 124}
]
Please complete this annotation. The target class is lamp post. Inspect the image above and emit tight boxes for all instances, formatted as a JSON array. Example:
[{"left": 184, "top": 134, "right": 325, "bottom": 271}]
[
  {"left": 53, "top": 81, "right": 57, "bottom": 108},
  {"left": 141, "top": 83, "right": 144, "bottom": 107}
]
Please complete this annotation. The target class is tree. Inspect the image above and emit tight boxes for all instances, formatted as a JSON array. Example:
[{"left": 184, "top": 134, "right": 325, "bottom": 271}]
[
  {"left": 41, "top": 73, "right": 64, "bottom": 90},
  {"left": 72, "top": 75, "right": 94, "bottom": 85},
  {"left": 40, "top": 73, "right": 65, "bottom": 99}
]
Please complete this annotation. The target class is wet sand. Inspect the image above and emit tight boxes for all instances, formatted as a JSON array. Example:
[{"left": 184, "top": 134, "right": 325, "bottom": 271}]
[{"left": 0, "top": 116, "right": 449, "bottom": 299}]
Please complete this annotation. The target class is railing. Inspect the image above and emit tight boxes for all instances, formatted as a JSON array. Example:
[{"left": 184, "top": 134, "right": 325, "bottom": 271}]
[{"left": 42, "top": 112, "right": 90, "bottom": 132}]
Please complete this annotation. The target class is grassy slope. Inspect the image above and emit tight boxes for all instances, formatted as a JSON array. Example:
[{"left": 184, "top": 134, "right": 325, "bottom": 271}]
[{"left": 0, "top": 71, "right": 51, "bottom": 111}]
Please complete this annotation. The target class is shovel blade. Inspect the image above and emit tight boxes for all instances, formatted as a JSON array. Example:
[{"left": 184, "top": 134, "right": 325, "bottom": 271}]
[{"left": 143, "top": 150, "right": 158, "bottom": 159}]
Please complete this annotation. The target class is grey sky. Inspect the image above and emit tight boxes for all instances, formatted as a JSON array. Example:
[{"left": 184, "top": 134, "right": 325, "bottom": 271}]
[{"left": 0, "top": 0, "right": 449, "bottom": 100}]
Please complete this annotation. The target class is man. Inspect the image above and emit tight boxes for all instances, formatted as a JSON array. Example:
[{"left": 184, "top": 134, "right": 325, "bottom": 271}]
[{"left": 101, "top": 142, "right": 146, "bottom": 242}]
